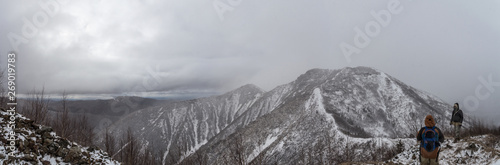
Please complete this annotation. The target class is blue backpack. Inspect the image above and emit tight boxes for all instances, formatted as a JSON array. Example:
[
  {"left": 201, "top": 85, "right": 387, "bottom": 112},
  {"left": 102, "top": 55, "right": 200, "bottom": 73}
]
[{"left": 421, "top": 126, "right": 439, "bottom": 152}]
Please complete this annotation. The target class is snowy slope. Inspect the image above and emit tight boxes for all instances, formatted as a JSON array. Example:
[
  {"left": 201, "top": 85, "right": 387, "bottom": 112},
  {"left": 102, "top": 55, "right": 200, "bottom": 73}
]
[
  {"left": 95, "top": 66, "right": 460, "bottom": 164},
  {"left": 321, "top": 67, "right": 453, "bottom": 138},
  {"left": 389, "top": 135, "right": 500, "bottom": 164},
  {"left": 181, "top": 66, "right": 457, "bottom": 164},
  {"left": 0, "top": 108, "right": 119, "bottom": 165},
  {"left": 100, "top": 84, "right": 266, "bottom": 164}
]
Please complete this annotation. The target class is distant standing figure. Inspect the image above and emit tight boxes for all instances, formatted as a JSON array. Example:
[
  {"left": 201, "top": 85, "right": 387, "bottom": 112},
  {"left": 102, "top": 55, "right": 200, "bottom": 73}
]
[
  {"left": 417, "top": 115, "right": 444, "bottom": 165},
  {"left": 449, "top": 103, "right": 463, "bottom": 143}
]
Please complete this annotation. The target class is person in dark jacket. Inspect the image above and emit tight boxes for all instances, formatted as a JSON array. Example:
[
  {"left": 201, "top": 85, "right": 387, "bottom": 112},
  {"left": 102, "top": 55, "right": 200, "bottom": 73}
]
[
  {"left": 449, "top": 103, "right": 463, "bottom": 142},
  {"left": 417, "top": 115, "right": 445, "bottom": 165}
]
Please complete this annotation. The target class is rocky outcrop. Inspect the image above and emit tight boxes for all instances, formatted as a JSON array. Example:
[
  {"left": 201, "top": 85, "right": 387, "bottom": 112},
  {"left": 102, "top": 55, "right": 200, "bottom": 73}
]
[{"left": 0, "top": 108, "right": 120, "bottom": 164}]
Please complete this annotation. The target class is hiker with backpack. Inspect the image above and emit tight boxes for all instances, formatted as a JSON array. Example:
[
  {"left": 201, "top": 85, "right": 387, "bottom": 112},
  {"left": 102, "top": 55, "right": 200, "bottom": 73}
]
[
  {"left": 417, "top": 115, "right": 444, "bottom": 165},
  {"left": 449, "top": 103, "right": 463, "bottom": 143}
]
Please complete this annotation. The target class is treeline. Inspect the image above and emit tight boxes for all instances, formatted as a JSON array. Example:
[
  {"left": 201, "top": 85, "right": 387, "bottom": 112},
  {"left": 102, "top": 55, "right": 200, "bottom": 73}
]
[
  {"left": 19, "top": 89, "right": 95, "bottom": 146},
  {"left": 179, "top": 131, "right": 405, "bottom": 165},
  {"left": 103, "top": 127, "right": 163, "bottom": 165}
]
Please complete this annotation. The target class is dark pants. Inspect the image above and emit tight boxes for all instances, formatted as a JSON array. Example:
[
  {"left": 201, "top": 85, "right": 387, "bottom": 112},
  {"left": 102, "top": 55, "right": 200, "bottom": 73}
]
[
  {"left": 420, "top": 156, "right": 439, "bottom": 165},
  {"left": 452, "top": 122, "right": 461, "bottom": 139}
]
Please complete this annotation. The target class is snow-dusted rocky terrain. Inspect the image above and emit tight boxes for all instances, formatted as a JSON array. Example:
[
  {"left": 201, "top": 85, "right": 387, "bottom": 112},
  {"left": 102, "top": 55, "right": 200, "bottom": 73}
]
[
  {"left": 100, "top": 66, "right": 472, "bottom": 164},
  {"left": 0, "top": 108, "right": 120, "bottom": 164},
  {"left": 389, "top": 135, "right": 500, "bottom": 164}
]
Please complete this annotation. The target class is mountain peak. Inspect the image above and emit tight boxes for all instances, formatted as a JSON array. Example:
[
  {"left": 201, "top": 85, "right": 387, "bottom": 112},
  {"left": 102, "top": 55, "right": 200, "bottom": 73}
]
[
  {"left": 297, "top": 68, "right": 337, "bottom": 83},
  {"left": 340, "top": 66, "right": 381, "bottom": 75},
  {"left": 101, "top": 66, "right": 456, "bottom": 165},
  {"left": 301, "top": 66, "right": 381, "bottom": 78},
  {"left": 304, "top": 68, "right": 332, "bottom": 74},
  {"left": 239, "top": 84, "right": 263, "bottom": 91},
  {"left": 228, "top": 84, "right": 265, "bottom": 95},
  {"left": 295, "top": 66, "right": 383, "bottom": 89}
]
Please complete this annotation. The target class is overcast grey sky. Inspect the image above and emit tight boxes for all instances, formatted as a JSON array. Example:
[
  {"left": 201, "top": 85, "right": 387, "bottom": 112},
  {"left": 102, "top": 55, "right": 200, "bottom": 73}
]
[{"left": 1, "top": 0, "right": 499, "bottom": 122}]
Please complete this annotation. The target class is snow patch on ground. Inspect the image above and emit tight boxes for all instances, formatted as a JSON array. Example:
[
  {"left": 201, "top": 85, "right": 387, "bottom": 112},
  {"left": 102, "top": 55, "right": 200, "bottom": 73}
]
[
  {"left": 248, "top": 134, "right": 279, "bottom": 162},
  {"left": 493, "top": 159, "right": 500, "bottom": 165},
  {"left": 0, "top": 109, "right": 120, "bottom": 165},
  {"left": 305, "top": 88, "right": 336, "bottom": 127},
  {"left": 388, "top": 135, "right": 500, "bottom": 165},
  {"left": 179, "top": 139, "right": 209, "bottom": 162}
]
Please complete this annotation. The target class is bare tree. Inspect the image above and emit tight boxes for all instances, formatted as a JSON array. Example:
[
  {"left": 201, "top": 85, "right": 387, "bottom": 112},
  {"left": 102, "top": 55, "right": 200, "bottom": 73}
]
[
  {"left": 313, "top": 137, "right": 326, "bottom": 164},
  {"left": 148, "top": 145, "right": 164, "bottom": 165},
  {"left": 117, "top": 135, "right": 125, "bottom": 162},
  {"left": 140, "top": 147, "right": 153, "bottom": 165},
  {"left": 0, "top": 69, "right": 7, "bottom": 106},
  {"left": 69, "top": 113, "right": 94, "bottom": 146},
  {"left": 249, "top": 136, "right": 266, "bottom": 165},
  {"left": 121, "top": 127, "right": 139, "bottom": 165},
  {"left": 221, "top": 133, "right": 246, "bottom": 165},
  {"left": 181, "top": 149, "right": 208, "bottom": 165},
  {"left": 53, "top": 91, "right": 72, "bottom": 138},
  {"left": 466, "top": 116, "right": 500, "bottom": 137},
  {"left": 231, "top": 134, "right": 246, "bottom": 165},
  {"left": 405, "top": 116, "right": 421, "bottom": 138},
  {"left": 139, "top": 143, "right": 166, "bottom": 165},
  {"left": 104, "top": 128, "right": 116, "bottom": 157},
  {"left": 21, "top": 87, "right": 50, "bottom": 125},
  {"left": 323, "top": 131, "right": 339, "bottom": 164}
]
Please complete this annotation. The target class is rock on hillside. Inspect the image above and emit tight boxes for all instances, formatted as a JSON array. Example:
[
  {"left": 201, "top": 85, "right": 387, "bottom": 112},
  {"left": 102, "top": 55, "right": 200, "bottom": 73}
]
[{"left": 0, "top": 108, "right": 120, "bottom": 165}]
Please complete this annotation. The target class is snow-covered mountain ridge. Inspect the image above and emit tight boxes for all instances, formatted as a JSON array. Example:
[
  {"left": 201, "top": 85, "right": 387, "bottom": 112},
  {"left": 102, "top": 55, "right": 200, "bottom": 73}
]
[
  {"left": 181, "top": 66, "right": 457, "bottom": 164},
  {"left": 103, "top": 66, "right": 461, "bottom": 164},
  {"left": 102, "top": 84, "right": 268, "bottom": 164}
]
